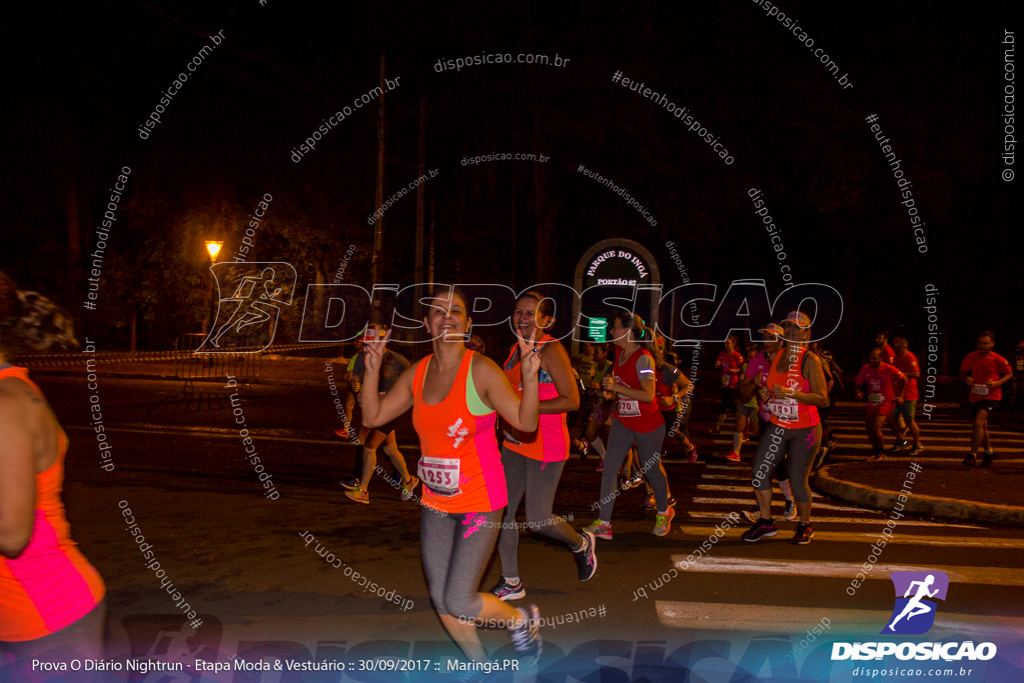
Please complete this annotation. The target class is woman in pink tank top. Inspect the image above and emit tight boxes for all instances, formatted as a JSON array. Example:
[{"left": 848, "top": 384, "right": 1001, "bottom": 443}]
[
  {"left": 0, "top": 272, "right": 106, "bottom": 673},
  {"left": 491, "top": 292, "right": 596, "bottom": 603}
]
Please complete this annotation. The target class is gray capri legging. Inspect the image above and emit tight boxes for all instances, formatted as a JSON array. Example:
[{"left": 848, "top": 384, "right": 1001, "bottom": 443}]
[
  {"left": 751, "top": 422, "right": 821, "bottom": 503},
  {"left": 497, "top": 446, "right": 581, "bottom": 577},
  {"left": 420, "top": 507, "right": 502, "bottom": 619},
  {"left": 598, "top": 420, "right": 669, "bottom": 520}
]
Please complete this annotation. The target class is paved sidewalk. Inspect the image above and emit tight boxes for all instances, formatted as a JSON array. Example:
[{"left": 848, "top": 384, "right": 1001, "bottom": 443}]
[{"left": 814, "top": 458, "right": 1024, "bottom": 527}]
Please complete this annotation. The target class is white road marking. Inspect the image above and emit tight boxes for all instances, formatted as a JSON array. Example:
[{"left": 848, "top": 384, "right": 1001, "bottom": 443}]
[
  {"left": 655, "top": 601, "right": 1024, "bottom": 637},
  {"left": 698, "top": 484, "right": 825, "bottom": 498},
  {"left": 691, "top": 497, "right": 874, "bottom": 513},
  {"left": 686, "top": 511, "right": 982, "bottom": 528},
  {"left": 670, "top": 555, "right": 1024, "bottom": 585},
  {"left": 673, "top": 524, "right": 1024, "bottom": 548}
]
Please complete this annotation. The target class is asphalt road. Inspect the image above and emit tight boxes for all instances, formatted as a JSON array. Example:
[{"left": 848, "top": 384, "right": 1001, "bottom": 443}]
[{"left": 26, "top": 373, "right": 1024, "bottom": 682}]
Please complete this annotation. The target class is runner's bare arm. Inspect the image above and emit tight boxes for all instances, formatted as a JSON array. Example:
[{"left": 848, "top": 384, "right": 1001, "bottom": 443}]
[
  {"left": 894, "top": 372, "right": 908, "bottom": 402},
  {"left": 601, "top": 353, "right": 656, "bottom": 403},
  {"left": 0, "top": 388, "right": 35, "bottom": 557},
  {"left": 991, "top": 369, "right": 1014, "bottom": 389},
  {"left": 959, "top": 360, "right": 972, "bottom": 383},
  {"left": 539, "top": 341, "right": 580, "bottom": 414},
  {"left": 478, "top": 347, "right": 539, "bottom": 432},
  {"left": 360, "top": 328, "right": 415, "bottom": 427},
  {"left": 673, "top": 372, "right": 692, "bottom": 398},
  {"left": 777, "top": 352, "right": 829, "bottom": 407}
]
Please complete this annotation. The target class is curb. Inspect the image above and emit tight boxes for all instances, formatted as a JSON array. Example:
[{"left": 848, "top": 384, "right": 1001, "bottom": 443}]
[{"left": 813, "top": 466, "right": 1024, "bottom": 527}]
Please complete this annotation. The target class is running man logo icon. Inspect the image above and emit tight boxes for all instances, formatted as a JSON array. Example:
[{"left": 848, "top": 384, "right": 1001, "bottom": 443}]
[
  {"left": 447, "top": 417, "right": 469, "bottom": 448},
  {"left": 198, "top": 262, "right": 296, "bottom": 353},
  {"left": 881, "top": 571, "right": 949, "bottom": 635}
]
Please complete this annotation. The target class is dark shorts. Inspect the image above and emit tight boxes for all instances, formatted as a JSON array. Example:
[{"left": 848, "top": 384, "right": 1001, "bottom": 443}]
[
  {"left": 970, "top": 399, "right": 999, "bottom": 416},
  {"left": 589, "top": 403, "right": 612, "bottom": 424},
  {"left": 370, "top": 418, "right": 399, "bottom": 436},
  {"left": 736, "top": 403, "right": 758, "bottom": 419},
  {"left": 893, "top": 400, "right": 917, "bottom": 422},
  {"left": 719, "top": 387, "right": 739, "bottom": 413}
]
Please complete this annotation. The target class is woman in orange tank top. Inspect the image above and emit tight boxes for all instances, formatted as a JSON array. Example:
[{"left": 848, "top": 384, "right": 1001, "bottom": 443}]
[
  {"left": 0, "top": 272, "right": 106, "bottom": 673},
  {"left": 358, "top": 290, "right": 544, "bottom": 667}
]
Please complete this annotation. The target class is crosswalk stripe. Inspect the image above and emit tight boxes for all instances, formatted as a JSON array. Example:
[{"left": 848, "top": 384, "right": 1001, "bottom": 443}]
[
  {"left": 673, "top": 524, "right": 1024, "bottom": 548},
  {"left": 691, "top": 497, "right": 872, "bottom": 513},
  {"left": 698, "top": 484, "right": 825, "bottom": 498},
  {"left": 686, "top": 511, "right": 982, "bottom": 528},
  {"left": 829, "top": 427, "right": 1023, "bottom": 438},
  {"left": 654, "top": 601, "right": 1024, "bottom": 636},
  {"left": 669, "top": 556, "right": 1024, "bottom": 585},
  {"left": 702, "top": 473, "right": 757, "bottom": 480},
  {"left": 829, "top": 416, "right": 1019, "bottom": 426}
]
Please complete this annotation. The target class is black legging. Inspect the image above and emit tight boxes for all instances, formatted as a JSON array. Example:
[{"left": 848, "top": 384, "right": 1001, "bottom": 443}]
[{"left": 751, "top": 423, "right": 821, "bottom": 503}]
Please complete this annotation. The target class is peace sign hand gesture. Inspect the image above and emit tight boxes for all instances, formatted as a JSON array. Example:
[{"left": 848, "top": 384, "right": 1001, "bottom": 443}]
[
  {"left": 363, "top": 325, "right": 391, "bottom": 375},
  {"left": 518, "top": 334, "right": 542, "bottom": 383}
]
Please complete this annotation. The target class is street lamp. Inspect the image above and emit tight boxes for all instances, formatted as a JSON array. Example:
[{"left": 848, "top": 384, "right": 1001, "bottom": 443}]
[
  {"left": 205, "top": 240, "right": 223, "bottom": 262},
  {"left": 202, "top": 240, "right": 224, "bottom": 334}
]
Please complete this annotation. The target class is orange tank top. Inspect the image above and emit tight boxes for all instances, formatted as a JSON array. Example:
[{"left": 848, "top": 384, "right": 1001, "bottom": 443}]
[
  {"left": 764, "top": 347, "right": 820, "bottom": 429},
  {"left": 0, "top": 366, "right": 106, "bottom": 641},
  {"left": 411, "top": 351, "right": 506, "bottom": 513}
]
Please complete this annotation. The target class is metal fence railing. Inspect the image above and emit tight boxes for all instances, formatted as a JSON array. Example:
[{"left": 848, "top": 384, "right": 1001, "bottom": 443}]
[{"left": 173, "top": 333, "right": 262, "bottom": 390}]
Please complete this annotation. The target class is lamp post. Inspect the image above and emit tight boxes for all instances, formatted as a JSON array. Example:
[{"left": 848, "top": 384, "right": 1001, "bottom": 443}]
[
  {"left": 205, "top": 240, "right": 223, "bottom": 263},
  {"left": 202, "top": 240, "right": 223, "bottom": 335}
]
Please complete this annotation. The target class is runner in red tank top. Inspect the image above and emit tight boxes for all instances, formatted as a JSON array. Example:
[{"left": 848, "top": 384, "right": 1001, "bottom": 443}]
[
  {"left": 855, "top": 349, "right": 907, "bottom": 461},
  {"left": 359, "top": 290, "right": 543, "bottom": 667},
  {"left": 584, "top": 312, "right": 675, "bottom": 539},
  {"left": 959, "top": 331, "right": 1013, "bottom": 467}
]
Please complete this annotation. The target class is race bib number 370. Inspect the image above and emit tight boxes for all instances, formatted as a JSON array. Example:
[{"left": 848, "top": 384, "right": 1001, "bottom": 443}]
[{"left": 617, "top": 397, "right": 641, "bottom": 417}]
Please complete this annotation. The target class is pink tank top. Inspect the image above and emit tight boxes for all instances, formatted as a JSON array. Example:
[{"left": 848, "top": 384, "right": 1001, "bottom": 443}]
[{"left": 502, "top": 336, "right": 570, "bottom": 463}]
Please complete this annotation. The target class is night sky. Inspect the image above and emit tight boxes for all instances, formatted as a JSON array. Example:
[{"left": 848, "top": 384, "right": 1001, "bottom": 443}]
[{"left": 4, "top": 1, "right": 1020, "bottom": 370}]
